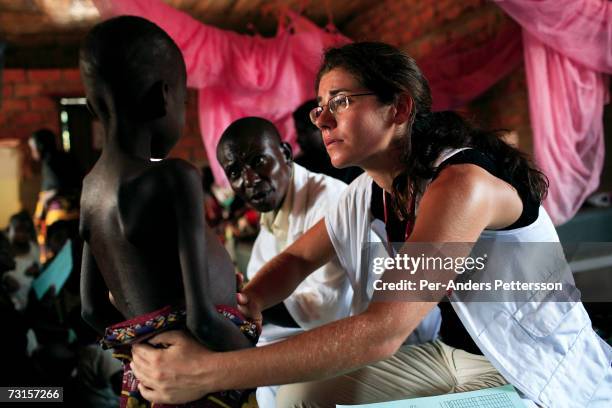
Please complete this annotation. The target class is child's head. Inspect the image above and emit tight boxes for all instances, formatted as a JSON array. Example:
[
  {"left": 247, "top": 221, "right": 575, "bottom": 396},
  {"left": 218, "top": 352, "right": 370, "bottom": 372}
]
[
  {"left": 29, "top": 129, "right": 57, "bottom": 162},
  {"left": 8, "top": 211, "right": 35, "bottom": 247},
  {"left": 45, "top": 220, "right": 73, "bottom": 258},
  {"left": 0, "top": 231, "right": 15, "bottom": 275},
  {"left": 80, "top": 16, "right": 187, "bottom": 158}
]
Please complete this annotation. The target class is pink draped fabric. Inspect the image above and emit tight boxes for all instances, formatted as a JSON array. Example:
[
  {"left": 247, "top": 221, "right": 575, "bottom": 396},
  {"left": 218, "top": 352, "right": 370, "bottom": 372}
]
[
  {"left": 494, "top": 0, "right": 611, "bottom": 224},
  {"left": 420, "top": 22, "right": 523, "bottom": 111},
  {"left": 93, "top": 0, "right": 350, "bottom": 186},
  {"left": 495, "top": 0, "right": 612, "bottom": 73}
]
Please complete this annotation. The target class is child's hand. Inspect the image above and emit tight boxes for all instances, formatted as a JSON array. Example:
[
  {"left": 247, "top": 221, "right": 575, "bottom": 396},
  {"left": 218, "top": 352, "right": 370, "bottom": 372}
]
[{"left": 236, "top": 292, "right": 262, "bottom": 332}]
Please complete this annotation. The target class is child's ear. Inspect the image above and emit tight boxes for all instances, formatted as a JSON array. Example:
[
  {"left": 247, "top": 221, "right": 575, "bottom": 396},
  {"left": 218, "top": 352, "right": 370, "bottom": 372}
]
[{"left": 138, "top": 80, "right": 167, "bottom": 120}]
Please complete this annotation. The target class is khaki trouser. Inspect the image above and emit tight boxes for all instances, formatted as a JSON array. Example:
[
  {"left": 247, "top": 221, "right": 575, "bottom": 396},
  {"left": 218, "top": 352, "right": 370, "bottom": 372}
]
[{"left": 276, "top": 340, "right": 507, "bottom": 408}]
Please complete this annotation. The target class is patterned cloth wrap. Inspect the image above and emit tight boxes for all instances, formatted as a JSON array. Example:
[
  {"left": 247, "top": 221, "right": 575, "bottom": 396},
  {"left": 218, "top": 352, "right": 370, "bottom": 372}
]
[{"left": 101, "top": 305, "right": 259, "bottom": 408}]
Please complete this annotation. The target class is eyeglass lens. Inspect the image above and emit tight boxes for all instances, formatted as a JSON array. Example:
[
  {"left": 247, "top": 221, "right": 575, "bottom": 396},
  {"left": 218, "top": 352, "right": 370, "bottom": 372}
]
[{"left": 309, "top": 95, "right": 348, "bottom": 124}]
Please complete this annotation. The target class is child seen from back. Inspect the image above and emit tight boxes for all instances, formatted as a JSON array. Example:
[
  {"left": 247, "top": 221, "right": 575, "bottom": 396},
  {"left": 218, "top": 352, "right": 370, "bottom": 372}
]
[{"left": 78, "top": 16, "right": 258, "bottom": 408}]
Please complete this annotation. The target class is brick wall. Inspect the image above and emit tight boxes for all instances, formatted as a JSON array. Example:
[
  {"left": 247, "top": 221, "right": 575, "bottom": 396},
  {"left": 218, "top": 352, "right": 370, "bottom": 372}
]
[
  {"left": 343, "top": 0, "right": 504, "bottom": 60},
  {"left": 465, "top": 65, "right": 533, "bottom": 153},
  {"left": 0, "top": 68, "right": 206, "bottom": 163},
  {"left": 1, "top": 68, "right": 82, "bottom": 141}
]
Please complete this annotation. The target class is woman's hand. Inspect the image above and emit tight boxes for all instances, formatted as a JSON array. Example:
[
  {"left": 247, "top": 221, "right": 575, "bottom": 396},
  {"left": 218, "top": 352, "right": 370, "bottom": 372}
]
[{"left": 131, "top": 330, "right": 214, "bottom": 404}]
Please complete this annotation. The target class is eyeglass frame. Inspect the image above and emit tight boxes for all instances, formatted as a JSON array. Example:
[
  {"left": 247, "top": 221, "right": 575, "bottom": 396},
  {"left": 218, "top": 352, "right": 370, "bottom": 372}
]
[{"left": 309, "top": 92, "right": 376, "bottom": 125}]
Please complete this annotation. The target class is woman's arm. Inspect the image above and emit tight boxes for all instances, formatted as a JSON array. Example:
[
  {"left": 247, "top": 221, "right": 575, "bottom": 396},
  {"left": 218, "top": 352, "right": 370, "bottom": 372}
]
[
  {"left": 132, "top": 299, "right": 435, "bottom": 404},
  {"left": 132, "top": 164, "right": 520, "bottom": 404}
]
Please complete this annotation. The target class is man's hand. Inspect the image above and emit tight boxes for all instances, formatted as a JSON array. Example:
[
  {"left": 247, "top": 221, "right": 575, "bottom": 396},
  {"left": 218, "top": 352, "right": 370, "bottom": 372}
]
[
  {"left": 236, "top": 292, "right": 263, "bottom": 333},
  {"left": 131, "top": 330, "right": 213, "bottom": 404},
  {"left": 235, "top": 271, "right": 245, "bottom": 291}
]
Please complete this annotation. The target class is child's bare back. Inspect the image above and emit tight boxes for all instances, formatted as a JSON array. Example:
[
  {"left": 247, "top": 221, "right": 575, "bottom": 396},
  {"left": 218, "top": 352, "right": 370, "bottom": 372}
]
[
  {"left": 78, "top": 16, "right": 254, "bottom": 355},
  {"left": 81, "top": 157, "right": 236, "bottom": 321}
]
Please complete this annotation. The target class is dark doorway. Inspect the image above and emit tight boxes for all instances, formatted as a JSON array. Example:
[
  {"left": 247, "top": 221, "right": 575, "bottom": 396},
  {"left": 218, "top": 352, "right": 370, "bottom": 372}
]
[{"left": 60, "top": 98, "right": 100, "bottom": 174}]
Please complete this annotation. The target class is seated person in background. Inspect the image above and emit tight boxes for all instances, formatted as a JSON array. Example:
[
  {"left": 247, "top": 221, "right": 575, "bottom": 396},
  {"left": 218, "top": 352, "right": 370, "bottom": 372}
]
[
  {"left": 69, "top": 308, "right": 123, "bottom": 408},
  {"left": 28, "top": 129, "right": 82, "bottom": 263},
  {"left": 293, "top": 100, "right": 362, "bottom": 184},
  {"left": 0, "top": 231, "right": 32, "bottom": 385},
  {"left": 226, "top": 196, "right": 260, "bottom": 241},
  {"left": 44, "top": 220, "right": 82, "bottom": 312},
  {"left": 217, "top": 117, "right": 352, "bottom": 407},
  {"left": 0, "top": 231, "right": 15, "bottom": 275},
  {"left": 79, "top": 16, "right": 258, "bottom": 407},
  {"left": 3, "top": 210, "right": 40, "bottom": 311}
]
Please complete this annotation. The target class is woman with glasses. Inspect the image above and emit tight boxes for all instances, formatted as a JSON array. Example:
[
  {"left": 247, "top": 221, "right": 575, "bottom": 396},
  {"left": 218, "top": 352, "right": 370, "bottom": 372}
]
[{"left": 130, "top": 42, "right": 611, "bottom": 408}]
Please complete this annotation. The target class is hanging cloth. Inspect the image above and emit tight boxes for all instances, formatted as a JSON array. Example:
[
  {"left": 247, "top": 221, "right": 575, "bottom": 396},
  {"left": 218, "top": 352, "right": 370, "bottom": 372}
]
[{"left": 494, "top": 0, "right": 611, "bottom": 224}]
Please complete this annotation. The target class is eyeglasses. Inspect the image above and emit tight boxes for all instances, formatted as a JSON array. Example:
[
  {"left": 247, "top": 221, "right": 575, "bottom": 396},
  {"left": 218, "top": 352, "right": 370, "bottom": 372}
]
[{"left": 309, "top": 93, "right": 376, "bottom": 125}]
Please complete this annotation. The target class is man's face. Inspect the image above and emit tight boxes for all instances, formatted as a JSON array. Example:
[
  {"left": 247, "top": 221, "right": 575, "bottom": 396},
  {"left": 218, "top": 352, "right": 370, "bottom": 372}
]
[{"left": 217, "top": 135, "right": 292, "bottom": 213}]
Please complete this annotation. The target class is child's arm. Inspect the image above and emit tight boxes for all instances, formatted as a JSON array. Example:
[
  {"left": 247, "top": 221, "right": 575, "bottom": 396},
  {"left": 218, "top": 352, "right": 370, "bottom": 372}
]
[
  {"left": 80, "top": 242, "right": 123, "bottom": 335},
  {"left": 168, "top": 160, "right": 253, "bottom": 351}
]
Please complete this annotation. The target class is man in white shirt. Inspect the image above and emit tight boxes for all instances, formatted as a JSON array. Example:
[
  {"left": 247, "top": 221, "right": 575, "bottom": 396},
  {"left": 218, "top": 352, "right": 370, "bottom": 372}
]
[{"left": 217, "top": 117, "right": 352, "bottom": 407}]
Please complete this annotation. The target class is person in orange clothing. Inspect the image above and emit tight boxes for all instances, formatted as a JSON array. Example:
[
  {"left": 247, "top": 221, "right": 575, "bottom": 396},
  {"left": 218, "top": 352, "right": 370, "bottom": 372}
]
[{"left": 29, "top": 129, "right": 82, "bottom": 262}]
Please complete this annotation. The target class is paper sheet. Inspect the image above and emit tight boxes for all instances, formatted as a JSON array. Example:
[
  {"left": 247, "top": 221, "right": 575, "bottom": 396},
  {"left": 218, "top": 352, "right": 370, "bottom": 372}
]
[
  {"left": 336, "top": 384, "right": 526, "bottom": 408},
  {"left": 32, "top": 240, "right": 73, "bottom": 299}
]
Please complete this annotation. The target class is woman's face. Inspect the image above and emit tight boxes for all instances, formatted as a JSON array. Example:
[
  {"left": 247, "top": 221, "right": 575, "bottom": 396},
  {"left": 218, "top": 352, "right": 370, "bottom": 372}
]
[{"left": 315, "top": 68, "right": 397, "bottom": 169}]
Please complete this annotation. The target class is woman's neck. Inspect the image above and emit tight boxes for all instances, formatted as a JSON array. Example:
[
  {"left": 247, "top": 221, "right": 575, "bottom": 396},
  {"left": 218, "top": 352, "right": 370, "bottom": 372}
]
[
  {"left": 362, "top": 144, "right": 405, "bottom": 192},
  {"left": 368, "top": 169, "right": 397, "bottom": 192}
]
